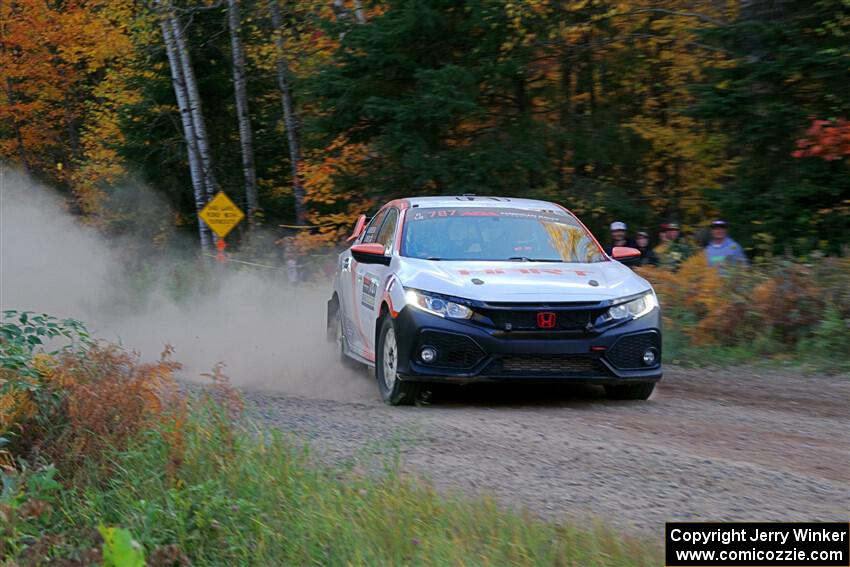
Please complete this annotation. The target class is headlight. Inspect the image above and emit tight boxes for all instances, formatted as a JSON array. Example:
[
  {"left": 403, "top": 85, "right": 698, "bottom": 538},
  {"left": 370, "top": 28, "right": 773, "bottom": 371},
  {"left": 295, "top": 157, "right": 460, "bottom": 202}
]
[
  {"left": 404, "top": 289, "right": 473, "bottom": 319},
  {"left": 598, "top": 290, "right": 658, "bottom": 323}
]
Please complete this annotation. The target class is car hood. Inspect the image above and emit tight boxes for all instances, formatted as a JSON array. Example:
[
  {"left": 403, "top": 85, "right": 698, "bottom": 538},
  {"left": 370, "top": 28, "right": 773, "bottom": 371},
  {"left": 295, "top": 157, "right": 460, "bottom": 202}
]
[{"left": 393, "top": 258, "right": 650, "bottom": 303}]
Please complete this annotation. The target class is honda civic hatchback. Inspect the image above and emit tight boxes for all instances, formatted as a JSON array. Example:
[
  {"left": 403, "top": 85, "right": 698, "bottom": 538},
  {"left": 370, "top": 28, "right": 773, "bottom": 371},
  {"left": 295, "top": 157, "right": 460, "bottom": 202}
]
[{"left": 326, "top": 196, "right": 661, "bottom": 405}]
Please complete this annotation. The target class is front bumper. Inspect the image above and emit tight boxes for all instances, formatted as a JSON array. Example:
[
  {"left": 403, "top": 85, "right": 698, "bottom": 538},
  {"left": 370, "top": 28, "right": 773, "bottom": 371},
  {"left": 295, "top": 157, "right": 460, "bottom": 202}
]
[{"left": 392, "top": 306, "right": 662, "bottom": 384}]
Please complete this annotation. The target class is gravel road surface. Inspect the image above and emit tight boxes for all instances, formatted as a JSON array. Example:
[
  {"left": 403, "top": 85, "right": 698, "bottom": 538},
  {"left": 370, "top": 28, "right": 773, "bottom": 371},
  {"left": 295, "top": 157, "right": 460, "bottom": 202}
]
[{"left": 245, "top": 365, "right": 849, "bottom": 534}]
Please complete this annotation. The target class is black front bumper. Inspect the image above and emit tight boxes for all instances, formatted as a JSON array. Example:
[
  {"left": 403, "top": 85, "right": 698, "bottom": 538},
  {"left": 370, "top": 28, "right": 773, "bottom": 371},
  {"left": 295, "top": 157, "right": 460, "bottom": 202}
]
[{"left": 392, "top": 306, "right": 662, "bottom": 385}]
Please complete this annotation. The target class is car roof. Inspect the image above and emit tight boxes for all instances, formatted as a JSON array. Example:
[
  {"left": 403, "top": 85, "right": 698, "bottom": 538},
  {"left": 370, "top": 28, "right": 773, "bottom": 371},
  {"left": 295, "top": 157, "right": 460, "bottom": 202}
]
[{"left": 399, "top": 196, "right": 566, "bottom": 211}]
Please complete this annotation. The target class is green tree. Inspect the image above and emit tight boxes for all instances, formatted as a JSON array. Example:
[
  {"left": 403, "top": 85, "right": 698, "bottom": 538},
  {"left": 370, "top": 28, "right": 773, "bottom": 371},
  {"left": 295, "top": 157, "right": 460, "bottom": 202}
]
[
  {"left": 306, "top": 0, "right": 551, "bottom": 201},
  {"left": 692, "top": 0, "right": 850, "bottom": 254}
]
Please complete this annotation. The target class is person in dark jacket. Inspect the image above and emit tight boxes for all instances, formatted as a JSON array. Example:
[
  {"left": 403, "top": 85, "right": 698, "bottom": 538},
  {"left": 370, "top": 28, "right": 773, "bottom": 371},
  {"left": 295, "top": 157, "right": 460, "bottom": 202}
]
[
  {"left": 635, "top": 230, "right": 659, "bottom": 266},
  {"left": 654, "top": 222, "right": 693, "bottom": 270},
  {"left": 604, "top": 221, "right": 637, "bottom": 255}
]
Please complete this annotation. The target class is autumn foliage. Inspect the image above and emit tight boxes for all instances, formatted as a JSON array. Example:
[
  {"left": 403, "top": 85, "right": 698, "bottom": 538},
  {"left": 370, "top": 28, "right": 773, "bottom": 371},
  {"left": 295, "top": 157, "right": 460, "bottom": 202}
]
[
  {"left": 792, "top": 118, "right": 850, "bottom": 161},
  {"left": 42, "top": 346, "right": 186, "bottom": 477},
  {"left": 2, "top": 0, "right": 847, "bottom": 255},
  {"left": 638, "top": 256, "right": 850, "bottom": 369},
  {"left": 0, "top": 0, "right": 137, "bottom": 216},
  {"left": 1, "top": 341, "right": 186, "bottom": 484}
]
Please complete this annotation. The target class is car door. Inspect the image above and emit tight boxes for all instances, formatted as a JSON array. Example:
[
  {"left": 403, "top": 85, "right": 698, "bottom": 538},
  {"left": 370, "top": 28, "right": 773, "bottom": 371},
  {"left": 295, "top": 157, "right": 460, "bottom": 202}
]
[
  {"left": 355, "top": 207, "right": 399, "bottom": 357},
  {"left": 341, "top": 209, "right": 387, "bottom": 358}
]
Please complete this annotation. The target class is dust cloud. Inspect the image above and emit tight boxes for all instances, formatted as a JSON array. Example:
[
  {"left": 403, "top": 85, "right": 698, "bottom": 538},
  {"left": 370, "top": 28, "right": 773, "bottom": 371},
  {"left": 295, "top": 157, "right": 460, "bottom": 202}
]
[{"left": 0, "top": 168, "right": 375, "bottom": 401}]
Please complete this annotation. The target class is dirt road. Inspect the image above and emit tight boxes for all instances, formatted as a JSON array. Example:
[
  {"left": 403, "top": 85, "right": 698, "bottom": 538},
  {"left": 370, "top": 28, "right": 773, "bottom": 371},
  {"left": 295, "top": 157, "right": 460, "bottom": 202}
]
[{"left": 245, "top": 365, "right": 849, "bottom": 534}]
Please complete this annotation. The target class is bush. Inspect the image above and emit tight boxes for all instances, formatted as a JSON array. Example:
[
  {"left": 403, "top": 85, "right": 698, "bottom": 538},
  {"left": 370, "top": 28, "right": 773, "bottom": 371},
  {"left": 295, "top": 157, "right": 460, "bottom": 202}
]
[
  {"left": 0, "top": 311, "right": 185, "bottom": 481},
  {"left": 637, "top": 255, "right": 850, "bottom": 371},
  {"left": 1, "top": 311, "right": 91, "bottom": 470}
]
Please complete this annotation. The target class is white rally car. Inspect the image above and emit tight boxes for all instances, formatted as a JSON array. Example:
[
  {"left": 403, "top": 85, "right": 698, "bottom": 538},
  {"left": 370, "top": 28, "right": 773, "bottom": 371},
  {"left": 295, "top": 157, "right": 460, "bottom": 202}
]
[{"left": 327, "top": 196, "right": 661, "bottom": 405}]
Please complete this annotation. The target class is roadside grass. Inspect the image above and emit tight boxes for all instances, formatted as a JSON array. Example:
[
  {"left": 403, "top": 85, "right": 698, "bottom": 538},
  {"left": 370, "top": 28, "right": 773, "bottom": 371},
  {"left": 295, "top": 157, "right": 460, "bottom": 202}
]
[
  {"left": 0, "top": 311, "right": 659, "bottom": 565},
  {"left": 664, "top": 320, "right": 850, "bottom": 375},
  {"left": 13, "top": 400, "right": 660, "bottom": 565}
]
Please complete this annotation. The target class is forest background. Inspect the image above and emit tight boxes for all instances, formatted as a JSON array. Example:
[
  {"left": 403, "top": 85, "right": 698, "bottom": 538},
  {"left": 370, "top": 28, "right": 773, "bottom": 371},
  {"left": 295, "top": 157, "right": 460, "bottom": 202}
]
[{"left": 2, "top": 0, "right": 848, "bottom": 257}]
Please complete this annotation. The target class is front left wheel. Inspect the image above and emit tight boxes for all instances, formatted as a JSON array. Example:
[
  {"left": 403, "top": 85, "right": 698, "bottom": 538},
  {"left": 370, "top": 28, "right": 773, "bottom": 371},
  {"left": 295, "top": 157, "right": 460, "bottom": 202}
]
[{"left": 375, "top": 315, "right": 422, "bottom": 406}]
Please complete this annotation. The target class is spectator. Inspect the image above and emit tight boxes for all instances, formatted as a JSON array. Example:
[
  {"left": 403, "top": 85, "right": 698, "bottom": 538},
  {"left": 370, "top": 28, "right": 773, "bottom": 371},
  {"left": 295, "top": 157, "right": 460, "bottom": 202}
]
[
  {"left": 604, "top": 221, "right": 636, "bottom": 255},
  {"left": 635, "top": 231, "right": 659, "bottom": 266},
  {"left": 654, "top": 222, "right": 693, "bottom": 270},
  {"left": 705, "top": 220, "right": 748, "bottom": 268}
]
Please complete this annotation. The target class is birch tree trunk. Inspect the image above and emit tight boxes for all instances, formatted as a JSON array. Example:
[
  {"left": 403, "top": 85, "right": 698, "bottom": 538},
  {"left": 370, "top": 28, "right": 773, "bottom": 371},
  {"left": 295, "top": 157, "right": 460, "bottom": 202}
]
[
  {"left": 331, "top": 0, "right": 366, "bottom": 25},
  {"left": 352, "top": 0, "right": 365, "bottom": 23},
  {"left": 226, "top": 0, "right": 259, "bottom": 225},
  {"left": 169, "top": 14, "right": 217, "bottom": 202},
  {"left": 330, "top": 0, "right": 352, "bottom": 23},
  {"left": 270, "top": 0, "right": 306, "bottom": 225},
  {"left": 157, "top": 4, "right": 211, "bottom": 249}
]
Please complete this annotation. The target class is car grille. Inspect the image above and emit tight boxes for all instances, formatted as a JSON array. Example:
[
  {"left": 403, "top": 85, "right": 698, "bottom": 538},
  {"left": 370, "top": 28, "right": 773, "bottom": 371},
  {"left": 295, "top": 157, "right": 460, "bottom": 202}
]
[
  {"left": 606, "top": 332, "right": 660, "bottom": 369},
  {"left": 416, "top": 330, "right": 486, "bottom": 369},
  {"left": 485, "top": 355, "right": 607, "bottom": 377},
  {"left": 474, "top": 303, "right": 605, "bottom": 333}
]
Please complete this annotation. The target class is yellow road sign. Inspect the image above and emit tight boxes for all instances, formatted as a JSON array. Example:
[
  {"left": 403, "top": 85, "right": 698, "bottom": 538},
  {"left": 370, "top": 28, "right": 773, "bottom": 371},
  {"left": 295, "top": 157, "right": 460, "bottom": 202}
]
[{"left": 199, "top": 191, "right": 245, "bottom": 238}]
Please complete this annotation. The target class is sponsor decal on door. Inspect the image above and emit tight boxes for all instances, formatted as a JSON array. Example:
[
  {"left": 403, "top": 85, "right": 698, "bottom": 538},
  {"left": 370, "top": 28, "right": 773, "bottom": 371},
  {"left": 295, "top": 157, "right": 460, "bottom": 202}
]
[{"left": 361, "top": 273, "right": 378, "bottom": 310}]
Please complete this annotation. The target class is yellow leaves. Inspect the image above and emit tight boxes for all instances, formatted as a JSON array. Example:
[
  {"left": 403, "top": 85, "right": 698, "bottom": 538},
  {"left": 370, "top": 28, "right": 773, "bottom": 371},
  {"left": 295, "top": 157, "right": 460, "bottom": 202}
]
[
  {"left": 32, "top": 353, "right": 56, "bottom": 379},
  {"left": 639, "top": 254, "right": 729, "bottom": 345},
  {"left": 596, "top": 1, "right": 736, "bottom": 223},
  {"left": 0, "top": 353, "right": 55, "bottom": 432},
  {"left": 0, "top": 385, "right": 38, "bottom": 433},
  {"left": 54, "top": 5, "right": 134, "bottom": 71},
  {"left": 565, "top": 0, "right": 590, "bottom": 12},
  {"left": 628, "top": 113, "right": 732, "bottom": 199}
]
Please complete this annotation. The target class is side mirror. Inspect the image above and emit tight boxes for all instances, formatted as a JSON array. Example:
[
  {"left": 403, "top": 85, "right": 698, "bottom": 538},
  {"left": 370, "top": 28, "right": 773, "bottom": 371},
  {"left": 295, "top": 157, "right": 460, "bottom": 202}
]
[
  {"left": 351, "top": 243, "right": 391, "bottom": 265},
  {"left": 346, "top": 214, "right": 368, "bottom": 242},
  {"left": 611, "top": 246, "right": 641, "bottom": 264}
]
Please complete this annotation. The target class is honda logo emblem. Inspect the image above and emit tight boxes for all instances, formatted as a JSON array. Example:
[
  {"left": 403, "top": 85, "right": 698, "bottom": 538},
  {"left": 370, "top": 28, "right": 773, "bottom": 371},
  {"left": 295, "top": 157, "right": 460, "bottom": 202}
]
[{"left": 537, "top": 312, "right": 557, "bottom": 329}]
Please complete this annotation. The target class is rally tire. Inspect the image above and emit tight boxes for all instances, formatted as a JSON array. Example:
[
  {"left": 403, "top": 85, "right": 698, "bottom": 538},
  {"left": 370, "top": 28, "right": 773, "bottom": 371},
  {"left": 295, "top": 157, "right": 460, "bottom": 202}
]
[
  {"left": 604, "top": 382, "right": 655, "bottom": 400},
  {"left": 376, "top": 315, "right": 422, "bottom": 406}
]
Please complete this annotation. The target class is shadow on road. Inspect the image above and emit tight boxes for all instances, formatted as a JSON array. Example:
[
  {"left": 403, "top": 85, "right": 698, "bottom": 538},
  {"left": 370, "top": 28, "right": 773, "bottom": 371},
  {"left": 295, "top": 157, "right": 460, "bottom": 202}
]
[{"left": 419, "top": 381, "right": 610, "bottom": 407}]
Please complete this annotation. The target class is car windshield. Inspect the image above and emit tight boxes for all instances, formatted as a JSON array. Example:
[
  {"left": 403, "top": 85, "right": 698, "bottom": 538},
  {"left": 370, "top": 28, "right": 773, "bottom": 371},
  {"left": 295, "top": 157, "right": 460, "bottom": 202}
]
[{"left": 401, "top": 207, "right": 605, "bottom": 263}]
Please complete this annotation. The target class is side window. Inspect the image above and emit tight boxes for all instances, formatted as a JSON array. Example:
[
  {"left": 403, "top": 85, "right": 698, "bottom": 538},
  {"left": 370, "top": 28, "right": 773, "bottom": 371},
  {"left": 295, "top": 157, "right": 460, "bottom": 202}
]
[
  {"left": 360, "top": 210, "right": 387, "bottom": 244},
  {"left": 375, "top": 208, "right": 399, "bottom": 253}
]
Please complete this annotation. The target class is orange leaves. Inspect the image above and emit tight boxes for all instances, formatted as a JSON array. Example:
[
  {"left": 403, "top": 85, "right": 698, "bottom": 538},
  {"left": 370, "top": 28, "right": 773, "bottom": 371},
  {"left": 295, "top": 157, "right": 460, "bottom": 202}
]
[
  {"left": 53, "top": 2, "right": 134, "bottom": 70},
  {"left": 0, "top": 0, "right": 139, "bottom": 211},
  {"left": 293, "top": 134, "right": 374, "bottom": 251},
  {"left": 28, "top": 343, "right": 185, "bottom": 480},
  {"left": 750, "top": 266, "right": 824, "bottom": 340},
  {"left": 639, "top": 255, "right": 738, "bottom": 345},
  {"left": 792, "top": 118, "right": 850, "bottom": 161}
]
